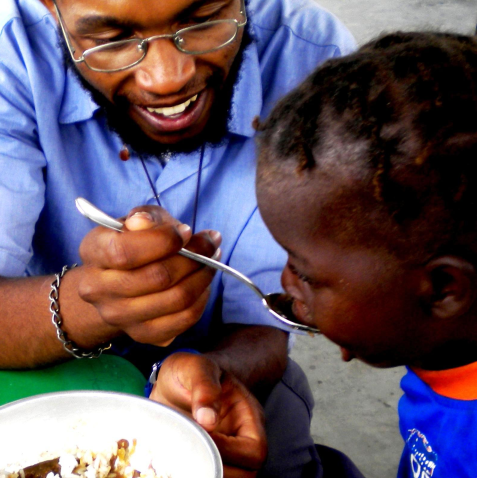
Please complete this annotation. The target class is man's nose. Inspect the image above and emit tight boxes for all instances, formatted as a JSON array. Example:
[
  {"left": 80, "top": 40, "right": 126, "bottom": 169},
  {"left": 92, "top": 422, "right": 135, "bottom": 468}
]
[{"left": 134, "top": 39, "right": 196, "bottom": 95}]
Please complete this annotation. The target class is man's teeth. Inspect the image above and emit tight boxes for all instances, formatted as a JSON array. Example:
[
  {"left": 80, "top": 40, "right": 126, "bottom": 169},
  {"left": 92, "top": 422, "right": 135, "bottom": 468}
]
[{"left": 147, "top": 95, "right": 198, "bottom": 117}]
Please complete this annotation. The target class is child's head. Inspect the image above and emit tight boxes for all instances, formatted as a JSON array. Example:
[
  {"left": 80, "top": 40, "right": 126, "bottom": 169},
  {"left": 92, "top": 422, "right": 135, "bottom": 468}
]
[{"left": 255, "top": 32, "right": 477, "bottom": 370}]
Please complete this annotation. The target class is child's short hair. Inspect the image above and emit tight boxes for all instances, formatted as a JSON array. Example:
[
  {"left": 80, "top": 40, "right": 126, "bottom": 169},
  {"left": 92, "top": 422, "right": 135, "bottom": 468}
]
[{"left": 256, "top": 32, "right": 477, "bottom": 265}]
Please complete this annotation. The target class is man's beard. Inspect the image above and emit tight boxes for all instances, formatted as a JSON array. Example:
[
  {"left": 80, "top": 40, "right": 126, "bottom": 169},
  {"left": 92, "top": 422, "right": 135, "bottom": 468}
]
[{"left": 60, "top": 27, "right": 252, "bottom": 160}]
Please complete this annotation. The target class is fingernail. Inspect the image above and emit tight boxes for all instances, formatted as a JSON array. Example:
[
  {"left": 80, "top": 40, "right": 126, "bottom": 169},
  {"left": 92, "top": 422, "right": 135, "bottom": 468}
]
[
  {"left": 211, "top": 248, "right": 222, "bottom": 261},
  {"left": 177, "top": 223, "right": 192, "bottom": 242},
  {"left": 126, "top": 211, "right": 154, "bottom": 231},
  {"left": 196, "top": 407, "right": 217, "bottom": 427},
  {"left": 130, "top": 211, "right": 153, "bottom": 221},
  {"left": 208, "top": 230, "right": 222, "bottom": 247}
]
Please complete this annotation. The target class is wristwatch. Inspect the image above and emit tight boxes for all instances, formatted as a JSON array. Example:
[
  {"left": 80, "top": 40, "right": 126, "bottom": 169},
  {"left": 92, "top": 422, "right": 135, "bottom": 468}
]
[{"left": 144, "top": 348, "right": 201, "bottom": 397}]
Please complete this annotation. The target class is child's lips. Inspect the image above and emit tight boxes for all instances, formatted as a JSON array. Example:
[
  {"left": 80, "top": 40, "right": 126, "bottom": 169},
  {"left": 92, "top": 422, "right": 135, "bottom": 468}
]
[{"left": 291, "top": 299, "right": 315, "bottom": 328}]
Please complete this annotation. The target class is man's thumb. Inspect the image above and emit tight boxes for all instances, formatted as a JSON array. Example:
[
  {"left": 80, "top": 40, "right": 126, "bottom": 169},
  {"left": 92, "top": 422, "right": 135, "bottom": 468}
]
[
  {"left": 196, "top": 406, "right": 218, "bottom": 429},
  {"left": 190, "top": 361, "right": 223, "bottom": 431}
]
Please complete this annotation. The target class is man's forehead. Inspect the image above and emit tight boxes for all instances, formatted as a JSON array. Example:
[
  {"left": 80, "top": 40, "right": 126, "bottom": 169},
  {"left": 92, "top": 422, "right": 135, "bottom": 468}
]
[
  {"left": 55, "top": 0, "right": 236, "bottom": 33},
  {"left": 57, "top": 0, "right": 228, "bottom": 15}
]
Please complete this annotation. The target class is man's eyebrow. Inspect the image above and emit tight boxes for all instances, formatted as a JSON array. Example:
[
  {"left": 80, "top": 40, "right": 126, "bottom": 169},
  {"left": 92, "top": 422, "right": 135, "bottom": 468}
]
[
  {"left": 74, "top": 15, "right": 138, "bottom": 34},
  {"left": 73, "top": 0, "right": 231, "bottom": 34}
]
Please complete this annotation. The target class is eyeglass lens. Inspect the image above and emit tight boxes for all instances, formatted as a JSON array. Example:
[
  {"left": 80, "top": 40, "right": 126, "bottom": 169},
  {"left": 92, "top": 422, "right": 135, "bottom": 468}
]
[
  {"left": 176, "top": 21, "right": 239, "bottom": 53},
  {"left": 83, "top": 21, "right": 239, "bottom": 71}
]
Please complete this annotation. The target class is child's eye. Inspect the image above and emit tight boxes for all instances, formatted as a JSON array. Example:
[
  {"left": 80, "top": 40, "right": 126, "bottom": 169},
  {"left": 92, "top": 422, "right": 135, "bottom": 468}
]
[{"left": 288, "top": 264, "right": 314, "bottom": 285}]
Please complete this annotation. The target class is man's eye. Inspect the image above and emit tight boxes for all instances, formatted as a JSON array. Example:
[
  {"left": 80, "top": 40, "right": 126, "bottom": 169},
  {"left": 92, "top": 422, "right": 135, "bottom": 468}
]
[
  {"left": 190, "top": 13, "right": 215, "bottom": 22},
  {"left": 184, "top": 2, "right": 229, "bottom": 25},
  {"left": 185, "top": 12, "right": 220, "bottom": 25},
  {"left": 88, "top": 32, "right": 133, "bottom": 46}
]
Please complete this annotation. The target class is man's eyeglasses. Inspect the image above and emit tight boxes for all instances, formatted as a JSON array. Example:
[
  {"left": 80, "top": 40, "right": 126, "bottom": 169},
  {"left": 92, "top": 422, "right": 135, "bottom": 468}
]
[{"left": 52, "top": 0, "right": 247, "bottom": 73}]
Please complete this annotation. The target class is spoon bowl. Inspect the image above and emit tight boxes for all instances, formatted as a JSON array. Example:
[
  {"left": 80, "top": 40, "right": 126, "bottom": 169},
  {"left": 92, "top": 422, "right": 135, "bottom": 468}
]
[{"left": 75, "top": 197, "right": 320, "bottom": 335}]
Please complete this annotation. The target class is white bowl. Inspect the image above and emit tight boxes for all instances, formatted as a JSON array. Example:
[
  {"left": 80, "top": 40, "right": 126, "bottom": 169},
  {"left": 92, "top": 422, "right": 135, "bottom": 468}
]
[{"left": 0, "top": 391, "right": 222, "bottom": 478}]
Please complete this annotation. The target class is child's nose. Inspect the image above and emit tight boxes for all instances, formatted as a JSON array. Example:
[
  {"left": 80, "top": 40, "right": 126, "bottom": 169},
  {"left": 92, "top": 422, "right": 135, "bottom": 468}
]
[{"left": 281, "top": 265, "right": 305, "bottom": 299}]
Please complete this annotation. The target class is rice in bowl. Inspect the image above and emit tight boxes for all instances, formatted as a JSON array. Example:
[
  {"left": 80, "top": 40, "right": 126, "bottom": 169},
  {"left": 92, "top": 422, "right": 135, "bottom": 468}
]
[
  {"left": 1, "top": 439, "right": 169, "bottom": 478},
  {"left": 0, "top": 392, "right": 222, "bottom": 478}
]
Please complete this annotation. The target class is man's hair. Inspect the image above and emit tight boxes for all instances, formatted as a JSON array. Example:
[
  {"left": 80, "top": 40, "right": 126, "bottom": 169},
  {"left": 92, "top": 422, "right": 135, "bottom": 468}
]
[{"left": 256, "top": 32, "right": 477, "bottom": 265}]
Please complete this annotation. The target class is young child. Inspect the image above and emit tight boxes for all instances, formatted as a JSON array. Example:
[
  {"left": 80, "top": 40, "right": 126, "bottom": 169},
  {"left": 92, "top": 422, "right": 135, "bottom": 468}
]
[{"left": 255, "top": 31, "right": 477, "bottom": 478}]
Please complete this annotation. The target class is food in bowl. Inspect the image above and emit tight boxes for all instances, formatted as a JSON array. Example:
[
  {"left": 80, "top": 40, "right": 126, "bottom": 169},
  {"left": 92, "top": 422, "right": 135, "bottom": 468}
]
[
  {"left": 0, "top": 391, "right": 222, "bottom": 478},
  {"left": 1, "top": 439, "right": 167, "bottom": 478}
]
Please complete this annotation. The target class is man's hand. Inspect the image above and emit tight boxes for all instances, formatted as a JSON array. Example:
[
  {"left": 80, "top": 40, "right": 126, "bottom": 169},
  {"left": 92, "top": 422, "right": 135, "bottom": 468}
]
[
  {"left": 149, "top": 352, "right": 268, "bottom": 477},
  {"left": 78, "top": 205, "right": 221, "bottom": 346}
]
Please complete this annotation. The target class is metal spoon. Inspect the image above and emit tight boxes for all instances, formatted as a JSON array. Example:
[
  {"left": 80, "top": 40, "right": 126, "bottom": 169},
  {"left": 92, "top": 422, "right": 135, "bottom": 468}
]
[{"left": 75, "top": 197, "right": 320, "bottom": 335}]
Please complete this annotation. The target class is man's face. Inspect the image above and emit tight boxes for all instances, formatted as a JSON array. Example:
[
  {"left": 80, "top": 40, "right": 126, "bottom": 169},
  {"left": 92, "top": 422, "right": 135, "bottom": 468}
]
[
  {"left": 256, "top": 156, "right": 436, "bottom": 369},
  {"left": 45, "top": 0, "right": 246, "bottom": 156}
]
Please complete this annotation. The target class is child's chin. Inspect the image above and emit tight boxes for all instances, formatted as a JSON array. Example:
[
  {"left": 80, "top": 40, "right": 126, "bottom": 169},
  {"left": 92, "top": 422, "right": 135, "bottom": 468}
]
[
  {"left": 340, "top": 347, "right": 403, "bottom": 368},
  {"left": 361, "top": 355, "right": 403, "bottom": 369}
]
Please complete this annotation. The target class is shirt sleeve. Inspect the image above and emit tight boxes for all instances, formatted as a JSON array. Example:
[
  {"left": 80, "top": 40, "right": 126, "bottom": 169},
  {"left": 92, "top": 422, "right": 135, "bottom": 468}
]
[{"left": 0, "top": 19, "right": 47, "bottom": 276}]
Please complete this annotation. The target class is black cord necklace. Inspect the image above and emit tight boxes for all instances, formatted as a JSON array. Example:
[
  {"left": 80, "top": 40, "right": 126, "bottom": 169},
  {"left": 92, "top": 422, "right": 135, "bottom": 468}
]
[{"left": 138, "top": 145, "right": 205, "bottom": 234}]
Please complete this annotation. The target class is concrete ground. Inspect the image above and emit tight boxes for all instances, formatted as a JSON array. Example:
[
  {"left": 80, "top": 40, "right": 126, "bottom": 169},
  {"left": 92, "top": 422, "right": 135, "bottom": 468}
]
[{"left": 289, "top": 2, "right": 477, "bottom": 477}]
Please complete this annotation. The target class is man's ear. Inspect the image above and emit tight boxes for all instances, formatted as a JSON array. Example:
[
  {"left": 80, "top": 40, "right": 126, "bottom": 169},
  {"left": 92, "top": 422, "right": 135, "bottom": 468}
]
[{"left": 425, "top": 256, "right": 476, "bottom": 320}]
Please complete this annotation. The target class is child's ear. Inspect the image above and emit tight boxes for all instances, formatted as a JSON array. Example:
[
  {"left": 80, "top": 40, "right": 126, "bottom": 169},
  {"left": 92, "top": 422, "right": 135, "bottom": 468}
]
[{"left": 424, "top": 256, "right": 476, "bottom": 319}]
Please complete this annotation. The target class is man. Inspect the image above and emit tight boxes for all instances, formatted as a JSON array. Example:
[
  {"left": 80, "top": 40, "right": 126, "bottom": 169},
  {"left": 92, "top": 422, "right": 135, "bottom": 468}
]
[{"left": 0, "top": 0, "right": 355, "bottom": 475}]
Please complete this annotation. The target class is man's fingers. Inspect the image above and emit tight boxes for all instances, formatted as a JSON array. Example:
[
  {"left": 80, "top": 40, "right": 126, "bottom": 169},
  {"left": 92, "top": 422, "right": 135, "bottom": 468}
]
[
  {"left": 122, "top": 287, "right": 212, "bottom": 345},
  {"left": 222, "top": 464, "right": 258, "bottom": 478},
  {"left": 148, "top": 355, "right": 267, "bottom": 476},
  {"left": 206, "top": 374, "right": 267, "bottom": 471},
  {"left": 81, "top": 225, "right": 220, "bottom": 273},
  {"left": 211, "top": 433, "right": 267, "bottom": 471},
  {"left": 80, "top": 224, "right": 188, "bottom": 269},
  {"left": 80, "top": 249, "right": 218, "bottom": 301},
  {"left": 79, "top": 263, "right": 215, "bottom": 324},
  {"left": 149, "top": 353, "right": 224, "bottom": 430}
]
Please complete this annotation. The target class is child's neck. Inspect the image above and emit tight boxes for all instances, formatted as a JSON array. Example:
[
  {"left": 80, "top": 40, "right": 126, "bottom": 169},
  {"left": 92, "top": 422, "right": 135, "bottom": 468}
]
[{"left": 414, "top": 340, "right": 477, "bottom": 371}]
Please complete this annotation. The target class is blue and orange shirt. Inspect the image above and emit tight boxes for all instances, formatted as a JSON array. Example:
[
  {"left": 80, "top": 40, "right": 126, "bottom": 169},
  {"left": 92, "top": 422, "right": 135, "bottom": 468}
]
[{"left": 398, "top": 363, "right": 477, "bottom": 477}]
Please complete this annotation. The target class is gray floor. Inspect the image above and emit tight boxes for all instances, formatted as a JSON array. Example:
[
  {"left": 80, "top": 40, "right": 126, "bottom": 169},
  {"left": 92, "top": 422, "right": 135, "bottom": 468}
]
[{"left": 289, "top": 1, "right": 477, "bottom": 477}]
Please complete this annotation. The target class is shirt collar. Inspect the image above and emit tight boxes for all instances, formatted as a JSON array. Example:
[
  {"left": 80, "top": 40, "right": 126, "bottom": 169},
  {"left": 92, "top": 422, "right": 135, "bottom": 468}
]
[
  {"left": 58, "top": 40, "right": 263, "bottom": 138},
  {"left": 58, "top": 66, "right": 99, "bottom": 125},
  {"left": 227, "top": 40, "right": 263, "bottom": 138},
  {"left": 412, "top": 361, "right": 477, "bottom": 400}
]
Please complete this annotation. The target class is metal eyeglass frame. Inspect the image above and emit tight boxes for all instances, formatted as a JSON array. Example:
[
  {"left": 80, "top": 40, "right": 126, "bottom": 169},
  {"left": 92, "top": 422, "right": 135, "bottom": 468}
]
[{"left": 52, "top": 0, "right": 247, "bottom": 73}]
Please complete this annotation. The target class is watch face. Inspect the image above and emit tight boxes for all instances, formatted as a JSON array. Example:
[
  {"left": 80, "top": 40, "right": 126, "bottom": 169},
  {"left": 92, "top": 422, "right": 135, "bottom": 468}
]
[
  {"left": 149, "top": 362, "right": 161, "bottom": 384},
  {"left": 145, "top": 349, "right": 202, "bottom": 397}
]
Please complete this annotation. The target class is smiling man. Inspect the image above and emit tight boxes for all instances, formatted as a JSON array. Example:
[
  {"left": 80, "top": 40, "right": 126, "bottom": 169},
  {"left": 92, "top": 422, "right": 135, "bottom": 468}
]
[{"left": 0, "top": 0, "right": 355, "bottom": 475}]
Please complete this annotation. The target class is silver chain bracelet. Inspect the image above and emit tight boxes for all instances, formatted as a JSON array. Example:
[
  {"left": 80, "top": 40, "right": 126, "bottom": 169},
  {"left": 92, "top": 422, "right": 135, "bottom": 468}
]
[{"left": 49, "top": 264, "right": 112, "bottom": 359}]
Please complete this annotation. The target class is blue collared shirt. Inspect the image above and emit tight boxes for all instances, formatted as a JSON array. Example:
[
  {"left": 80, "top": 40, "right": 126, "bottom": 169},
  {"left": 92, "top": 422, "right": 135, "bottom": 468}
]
[{"left": 0, "top": 0, "right": 355, "bottom": 362}]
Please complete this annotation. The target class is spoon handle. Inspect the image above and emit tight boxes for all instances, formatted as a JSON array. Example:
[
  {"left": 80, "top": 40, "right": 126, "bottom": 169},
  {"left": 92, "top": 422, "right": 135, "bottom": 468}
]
[{"left": 75, "top": 197, "right": 124, "bottom": 232}]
